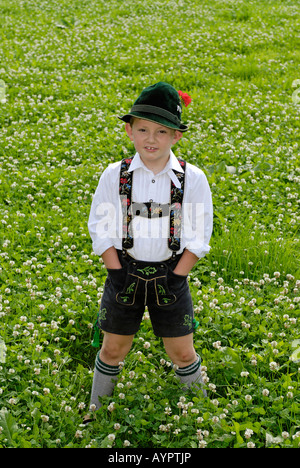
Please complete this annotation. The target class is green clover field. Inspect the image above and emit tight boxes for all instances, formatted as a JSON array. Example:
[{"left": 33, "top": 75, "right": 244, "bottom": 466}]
[{"left": 0, "top": 0, "right": 299, "bottom": 448}]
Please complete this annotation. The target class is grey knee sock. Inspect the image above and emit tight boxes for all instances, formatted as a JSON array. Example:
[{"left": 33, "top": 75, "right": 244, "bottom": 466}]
[
  {"left": 90, "top": 351, "right": 121, "bottom": 410},
  {"left": 175, "top": 354, "right": 207, "bottom": 397}
]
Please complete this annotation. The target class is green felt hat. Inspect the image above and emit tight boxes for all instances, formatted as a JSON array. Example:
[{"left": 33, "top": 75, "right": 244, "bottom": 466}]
[{"left": 119, "top": 82, "right": 189, "bottom": 132}]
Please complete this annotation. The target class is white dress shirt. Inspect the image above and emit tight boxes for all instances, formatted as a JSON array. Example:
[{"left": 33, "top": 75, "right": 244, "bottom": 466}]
[{"left": 88, "top": 151, "right": 213, "bottom": 262}]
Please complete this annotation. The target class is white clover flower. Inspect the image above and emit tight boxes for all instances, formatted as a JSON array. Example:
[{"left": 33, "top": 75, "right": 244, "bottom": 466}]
[
  {"left": 198, "top": 440, "right": 207, "bottom": 448},
  {"left": 213, "top": 341, "right": 222, "bottom": 349},
  {"left": 211, "top": 399, "right": 219, "bottom": 406},
  {"left": 269, "top": 361, "right": 279, "bottom": 371},
  {"left": 247, "top": 441, "right": 255, "bottom": 448},
  {"left": 107, "top": 402, "right": 116, "bottom": 412},
  {"left": 245, "top": 428, "right": 254, "bottom": 439}
]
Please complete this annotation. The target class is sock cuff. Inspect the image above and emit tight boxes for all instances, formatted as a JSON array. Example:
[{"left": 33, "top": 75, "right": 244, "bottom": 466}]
[
  {"left": 175, "top": 354, "right": 201, "bottom": 377},
  {"left": 95, "top": 352, "right": 121, "bottom": 376}
]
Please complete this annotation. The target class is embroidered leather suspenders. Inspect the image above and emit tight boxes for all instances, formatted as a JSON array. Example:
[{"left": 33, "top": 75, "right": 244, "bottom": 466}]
[{"left": 119, "top": 156, "right": 186, "bottom": 257}]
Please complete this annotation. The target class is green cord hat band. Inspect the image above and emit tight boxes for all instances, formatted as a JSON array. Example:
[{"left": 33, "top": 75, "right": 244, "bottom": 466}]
[{"left": 130, "top": 104, "right": 182, "bottom": 126}]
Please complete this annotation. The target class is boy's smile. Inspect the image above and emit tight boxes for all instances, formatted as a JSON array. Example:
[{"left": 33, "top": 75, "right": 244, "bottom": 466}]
[{"left": 125, "top": 119, "right": 182, "bottom": 174}]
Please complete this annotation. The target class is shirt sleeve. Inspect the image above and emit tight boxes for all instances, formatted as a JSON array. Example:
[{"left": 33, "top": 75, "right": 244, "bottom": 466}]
[
  {"left": 182, "top": 165, "right": 213, "bottom": 259},
  {"left": 88, "top": 163, "right": 121, "bottom": 256}
]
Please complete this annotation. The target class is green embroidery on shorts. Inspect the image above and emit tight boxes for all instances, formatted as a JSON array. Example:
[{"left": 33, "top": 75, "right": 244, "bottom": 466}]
[
  {"left": 98, "top": 307, "right": 107, "bottom": 324},
  {"left": 119, "top": 295, "right": 130, "bottom": 303},
  {"left": 183, "top": 314, "right": 193, "bottom": 330},
  {"left": 136, "top": 266, "right": 158, "bottom": 276},
  {"left": 157, "top": 284, "right": 172, "bottom": 304},
  {"left": 162, "top": 297, "right": 171, "bottom": 304},
  {"left": 126, "top": 282, "right": 136, "bottom": 294},
  {"left": 157, "top": 284, "right": 166, "bottom": 295}
]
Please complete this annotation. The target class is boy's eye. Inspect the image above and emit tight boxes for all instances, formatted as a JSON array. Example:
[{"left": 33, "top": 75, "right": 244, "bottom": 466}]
[{"left": 136, "top": 127, "right": 167, "bottom": 134}]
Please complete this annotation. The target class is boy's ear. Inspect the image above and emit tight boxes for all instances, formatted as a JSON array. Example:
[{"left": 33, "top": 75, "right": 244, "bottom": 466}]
[
  {"left": 173, "top": 130, "right": 183, "bottom": 144},
  {"left": 125, "top": 123, "right": 134, "bottom": 141}
]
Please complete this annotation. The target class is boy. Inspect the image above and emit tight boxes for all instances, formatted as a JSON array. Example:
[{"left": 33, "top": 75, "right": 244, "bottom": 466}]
[{"left": 86, "top": 82, "right": 213, "bottom": 421}]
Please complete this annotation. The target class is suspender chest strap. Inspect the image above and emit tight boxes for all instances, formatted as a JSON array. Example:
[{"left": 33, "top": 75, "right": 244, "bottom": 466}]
[
  {"left": 119, "top": 156, "right": 186, "bottom": 255},
  {"left": 169, "top": 158, "right": 186, "bottom": 253},
  {"left": 119, "top": 157, "right": 134, "bottom": 250}
]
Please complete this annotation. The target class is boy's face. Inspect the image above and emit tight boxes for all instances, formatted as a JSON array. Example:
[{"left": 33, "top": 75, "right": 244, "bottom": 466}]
[{"left": 125, "top": 118, "right": 182, "bottom": 173}]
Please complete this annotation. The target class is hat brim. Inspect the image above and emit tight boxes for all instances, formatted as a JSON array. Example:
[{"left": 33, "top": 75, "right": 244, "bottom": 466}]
[{"left": 118, "top": 112, "right": 189, "bottom": 132}]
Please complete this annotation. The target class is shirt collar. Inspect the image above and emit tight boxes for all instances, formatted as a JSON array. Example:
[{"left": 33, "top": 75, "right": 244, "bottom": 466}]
[{"left": 128, "top": 151, "right": 183, "bottom": 188}]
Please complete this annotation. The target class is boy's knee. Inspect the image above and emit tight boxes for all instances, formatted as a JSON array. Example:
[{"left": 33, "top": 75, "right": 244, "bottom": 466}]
[
  {"left": 177, "top": 350, "right": 196, "bottom": 366},
  {"left": 101, "top": 345, "right": 124, "bottom": 363},
  {"left": 168, "top": 349, "right": 196, "bottom": 367},
  {"left": 100, "top": 337, "right": 132, "bottom": 364},
  {"left": 163, "top": 335, "right": 197, "bottom": 367}
]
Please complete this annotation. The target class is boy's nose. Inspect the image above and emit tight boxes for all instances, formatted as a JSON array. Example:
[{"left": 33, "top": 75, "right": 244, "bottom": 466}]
[{"left": 147, "top": 132, "right": 156, "bottom": 142}]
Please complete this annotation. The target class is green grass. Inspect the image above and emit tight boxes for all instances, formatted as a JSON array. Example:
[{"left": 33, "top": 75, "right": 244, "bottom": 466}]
[
  {"left": 0, "top": 0, "right": 299, "bottom": 449},
  {"left": 210, "top": 219, "right": 299, "bottom": 283}
]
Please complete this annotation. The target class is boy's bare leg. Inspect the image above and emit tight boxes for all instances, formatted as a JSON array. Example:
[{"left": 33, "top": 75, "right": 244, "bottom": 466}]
[
  {"left": 163, "top": 334, "right": 196, "bottom": 368},
  {"left": 85, "top": 332, "right": 134, "bottom": 421},
  {"left": 100, "top": 331, "right": 135, "bottom": 365},
  {"left": 163, "top": 334, "right": 206, "bottom": 396}
]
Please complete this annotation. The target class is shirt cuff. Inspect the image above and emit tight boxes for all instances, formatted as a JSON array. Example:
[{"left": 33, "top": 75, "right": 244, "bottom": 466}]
[
  {"left": 184, "top": 242, "right": 211, "bottom": 259},
  {"left": 92, "top": 239, "right": 114, "bottom": 257}
]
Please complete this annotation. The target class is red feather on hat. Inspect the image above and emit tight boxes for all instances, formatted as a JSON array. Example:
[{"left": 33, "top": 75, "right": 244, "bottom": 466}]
[{"left": 178, "top": 90, "right": 192, "bottom": 107}]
